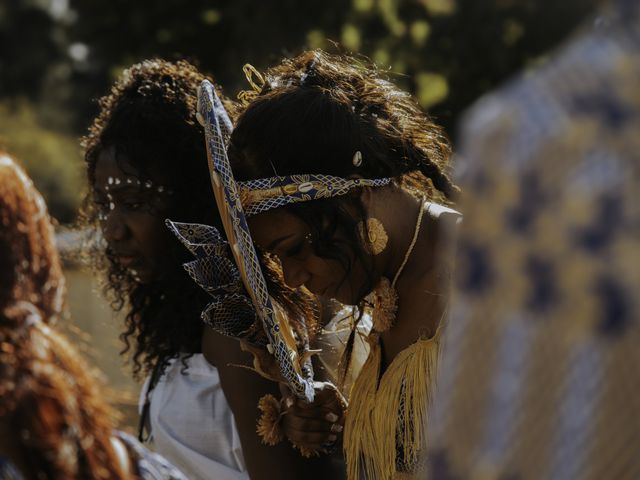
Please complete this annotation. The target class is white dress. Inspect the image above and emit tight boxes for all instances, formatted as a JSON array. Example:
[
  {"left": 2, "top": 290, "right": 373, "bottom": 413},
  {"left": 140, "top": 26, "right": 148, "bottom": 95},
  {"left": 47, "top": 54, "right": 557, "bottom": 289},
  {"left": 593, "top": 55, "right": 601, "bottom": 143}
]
[
  {"left": 139, "top": 354, "right": 249, "bottom": 480},
  {"left": 313, "top": 307, "right": 372, "bottom": 397}
]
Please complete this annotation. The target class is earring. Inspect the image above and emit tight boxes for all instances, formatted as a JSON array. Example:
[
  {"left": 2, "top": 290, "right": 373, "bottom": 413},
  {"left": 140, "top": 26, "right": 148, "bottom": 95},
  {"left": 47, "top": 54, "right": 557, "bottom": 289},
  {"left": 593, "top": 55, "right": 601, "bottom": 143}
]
[{"left": 357, "top": 218, "right": 388, "bottom": 255}]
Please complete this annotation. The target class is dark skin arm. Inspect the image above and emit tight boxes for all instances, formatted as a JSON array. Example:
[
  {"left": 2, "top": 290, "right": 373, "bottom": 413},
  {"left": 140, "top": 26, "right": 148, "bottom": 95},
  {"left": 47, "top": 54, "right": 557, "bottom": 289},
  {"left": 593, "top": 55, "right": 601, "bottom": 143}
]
[{"left": 201, "top": 327, "right": 344, "bottom": 480}]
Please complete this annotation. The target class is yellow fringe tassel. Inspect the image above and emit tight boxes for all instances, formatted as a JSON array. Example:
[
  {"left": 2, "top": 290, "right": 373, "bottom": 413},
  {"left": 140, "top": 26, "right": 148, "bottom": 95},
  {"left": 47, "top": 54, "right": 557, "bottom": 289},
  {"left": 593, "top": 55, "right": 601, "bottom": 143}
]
[{"left": 344, "top": 333, "right": 442, "bottom": 480}]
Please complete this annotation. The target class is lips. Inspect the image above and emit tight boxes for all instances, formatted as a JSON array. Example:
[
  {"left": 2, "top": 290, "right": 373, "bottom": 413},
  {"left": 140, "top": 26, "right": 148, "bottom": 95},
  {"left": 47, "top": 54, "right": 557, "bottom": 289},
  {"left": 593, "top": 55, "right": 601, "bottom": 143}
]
[
  {"left": 111, "top": 250, "right": 140, "bottom": 268},
  {"left": 117, "top": 255, "right": 138, "bottom": 268}
]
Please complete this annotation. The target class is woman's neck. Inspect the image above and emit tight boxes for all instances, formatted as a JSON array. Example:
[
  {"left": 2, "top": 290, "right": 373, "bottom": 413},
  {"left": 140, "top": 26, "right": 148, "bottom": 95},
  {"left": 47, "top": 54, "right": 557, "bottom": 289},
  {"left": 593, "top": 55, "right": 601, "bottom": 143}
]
[{"left": 375, "top": 192, "right": 435, "bottom": 286}]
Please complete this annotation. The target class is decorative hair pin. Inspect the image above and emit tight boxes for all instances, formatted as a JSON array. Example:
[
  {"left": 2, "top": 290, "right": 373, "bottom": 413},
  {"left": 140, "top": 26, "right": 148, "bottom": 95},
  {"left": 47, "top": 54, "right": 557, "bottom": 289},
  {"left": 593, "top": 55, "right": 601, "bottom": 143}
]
[
  {"left": 352, "top": 150, "right": 363, "bottom": 167},
  {"left": 237, "top": 64, "right": 266, "bottom": 106}
]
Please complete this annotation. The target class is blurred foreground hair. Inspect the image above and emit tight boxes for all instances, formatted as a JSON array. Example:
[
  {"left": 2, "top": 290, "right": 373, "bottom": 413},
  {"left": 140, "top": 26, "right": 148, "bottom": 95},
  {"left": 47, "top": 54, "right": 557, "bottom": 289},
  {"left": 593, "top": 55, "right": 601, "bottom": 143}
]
[{"left": 0, "top": 152, "right": 65, "bottom": 321}]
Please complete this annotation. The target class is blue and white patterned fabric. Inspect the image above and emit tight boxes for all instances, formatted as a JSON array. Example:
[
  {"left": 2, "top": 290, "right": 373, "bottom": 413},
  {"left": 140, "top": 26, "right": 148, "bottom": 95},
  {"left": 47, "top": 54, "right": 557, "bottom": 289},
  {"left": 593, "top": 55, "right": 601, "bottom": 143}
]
[
  {"left": 0, "top": 459, "right": 23, "bottom": 480},
  {"left": 166, "top": 220, "right": 266, "bottom": 345},
  {"left": 196, "top": 80, "right": 315, "bottom": 401},
  {"left": 238, "top": 174, "right": 391, "bottom": 217},
  {"left": 427, "top": 1, "right": 640, "bottom": 479}
]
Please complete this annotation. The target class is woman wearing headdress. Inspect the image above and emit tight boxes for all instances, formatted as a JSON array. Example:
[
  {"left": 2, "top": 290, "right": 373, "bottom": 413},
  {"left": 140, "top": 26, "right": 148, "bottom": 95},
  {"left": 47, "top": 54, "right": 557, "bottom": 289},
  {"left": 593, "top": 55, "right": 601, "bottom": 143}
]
[
  {"left": 81, "top": 59, "right": 340, "bottom": 479},
  {"left": 224, "top": 50, "right": 462, "bottom": 479},
  {"left": 0, "top": 152, "right": 187, "bottom": 479}
]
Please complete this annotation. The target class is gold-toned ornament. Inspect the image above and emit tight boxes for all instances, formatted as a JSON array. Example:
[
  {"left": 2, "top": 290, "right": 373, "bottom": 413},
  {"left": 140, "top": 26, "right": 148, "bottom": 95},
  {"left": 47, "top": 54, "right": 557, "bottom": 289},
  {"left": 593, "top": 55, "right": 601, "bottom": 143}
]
[
  {"left": 237, "top": 64, "right": 266, "bottom": 105},
  {"left": 364, "top": 199, "right": 429, "bottom": 333},
  {"left": 358, "top": 218, "right": 388, "bottom": 255},
  {"left": 367, "top": 277, "right": 398, "bottom": 333}
]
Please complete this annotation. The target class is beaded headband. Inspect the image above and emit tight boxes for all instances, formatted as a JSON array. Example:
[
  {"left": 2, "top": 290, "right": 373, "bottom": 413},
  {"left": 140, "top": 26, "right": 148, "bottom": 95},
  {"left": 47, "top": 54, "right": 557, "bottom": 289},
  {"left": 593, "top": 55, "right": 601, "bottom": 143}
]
[
  {"left": 233, "top": 64, "right": 392, "bottom": 217},
  {"left": 238, "top": 175, "right": 392, "bottom": 217}
]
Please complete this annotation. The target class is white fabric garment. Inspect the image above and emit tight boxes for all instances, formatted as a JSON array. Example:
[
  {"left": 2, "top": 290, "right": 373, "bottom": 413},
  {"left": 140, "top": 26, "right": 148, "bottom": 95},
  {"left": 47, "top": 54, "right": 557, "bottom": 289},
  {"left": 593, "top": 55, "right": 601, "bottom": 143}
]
[
  {"left": 313, "top": 307, "right": 372, "bottom": 397},
  {"left": 139, "top": 354, "right": 249, "bottom": 480}
]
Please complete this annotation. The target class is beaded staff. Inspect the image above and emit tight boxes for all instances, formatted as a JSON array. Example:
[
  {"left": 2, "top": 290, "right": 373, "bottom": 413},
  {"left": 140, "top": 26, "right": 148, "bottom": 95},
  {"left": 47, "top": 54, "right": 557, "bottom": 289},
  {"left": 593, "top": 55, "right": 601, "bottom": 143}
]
[{"left": 197, "top": 80, "right": 315, "bottom": 401}]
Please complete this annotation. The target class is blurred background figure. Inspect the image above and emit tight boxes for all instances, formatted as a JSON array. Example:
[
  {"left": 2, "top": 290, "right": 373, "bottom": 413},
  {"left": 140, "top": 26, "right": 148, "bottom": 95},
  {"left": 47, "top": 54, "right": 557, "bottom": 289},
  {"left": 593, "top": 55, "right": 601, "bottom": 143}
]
[
  {"left": 0, "top": 153, "right": 187, "bottom": 479},
  {"left": 427, "top": 0, "right": 640, "bottom": 478},
  {"left": 0, "top": 152, "right": 65, "bottom": 324},
  {"left": 0, "top": 302, "right": 188, "bottom": 480}
]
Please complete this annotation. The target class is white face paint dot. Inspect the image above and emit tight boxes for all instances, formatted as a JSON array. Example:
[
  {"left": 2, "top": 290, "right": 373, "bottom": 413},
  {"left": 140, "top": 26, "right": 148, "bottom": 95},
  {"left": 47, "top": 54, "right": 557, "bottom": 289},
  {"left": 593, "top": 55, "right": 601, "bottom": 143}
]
[
  {"left": 109, "top": 202, "right": 115, "bottom": 211},
  {"left": 108, "top": 177, "right": 114, "bottom": 185},
  {"left": 115, "top": 178, "right": 121, "bottom": 185},
  {"left": 126, "top": 178, "right": 132, "bottom": 184},
  {"left": 157, "top": 186, "right": 164, "bottom": 192},
  {"left": 145, "top": 180, "right": 152, "bottom": 188}
]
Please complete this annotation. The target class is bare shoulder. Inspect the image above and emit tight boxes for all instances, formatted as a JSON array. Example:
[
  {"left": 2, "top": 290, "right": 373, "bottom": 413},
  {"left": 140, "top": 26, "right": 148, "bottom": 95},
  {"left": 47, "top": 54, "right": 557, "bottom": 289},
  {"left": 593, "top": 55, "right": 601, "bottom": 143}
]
[
  {"left": 427, "top": 202, "right": 462, "bottom": 228},
  {"left": 201, "top": 326, "right": 250, "bottom": 367}
]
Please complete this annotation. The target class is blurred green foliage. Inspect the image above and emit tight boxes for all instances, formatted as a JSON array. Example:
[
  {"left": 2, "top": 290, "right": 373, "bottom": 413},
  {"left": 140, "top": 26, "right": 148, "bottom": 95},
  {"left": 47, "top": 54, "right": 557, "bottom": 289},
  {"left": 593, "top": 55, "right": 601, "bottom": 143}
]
[
  {"left": 0, "top": 100, "right": 84, "bottom": 224},
  {"left": 0, "top": 0, "right": 599, "bottom": 222}
]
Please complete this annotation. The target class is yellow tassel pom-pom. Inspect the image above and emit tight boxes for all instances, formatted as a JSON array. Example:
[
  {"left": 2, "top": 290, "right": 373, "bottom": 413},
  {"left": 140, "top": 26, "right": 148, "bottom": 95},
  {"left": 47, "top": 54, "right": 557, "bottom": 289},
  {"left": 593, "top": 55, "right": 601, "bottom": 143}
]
[{"left": 368, "top": 277, "right": 398, "bottom": 333}]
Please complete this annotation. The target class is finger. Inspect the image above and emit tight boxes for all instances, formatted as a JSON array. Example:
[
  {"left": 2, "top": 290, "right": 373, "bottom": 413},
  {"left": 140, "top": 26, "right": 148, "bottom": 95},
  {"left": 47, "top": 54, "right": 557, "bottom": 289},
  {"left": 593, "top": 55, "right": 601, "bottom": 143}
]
[
  {"left": 283, "top": 430, "right": 338, "bottom": 447},
  {"left": 300, "top": 385, "right": 346, "bottom": 412},
  {"left": 282, "top": 415, "right": 342, "bottom": 434},
  {"left": 295, "top": 401, "right": 344, "bottom": 418},
  {"left": 278, "top": 382, "right": 291, "bottom": 399},
  {"left": 286, "top": 405, "right": 337, "bottom": 420}
]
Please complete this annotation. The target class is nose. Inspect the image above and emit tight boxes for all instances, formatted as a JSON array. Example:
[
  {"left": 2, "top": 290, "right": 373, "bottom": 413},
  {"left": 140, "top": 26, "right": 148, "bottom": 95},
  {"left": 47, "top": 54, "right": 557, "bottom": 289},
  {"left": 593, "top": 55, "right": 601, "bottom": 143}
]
[
  {"left": 102, "top": 209, "right": 129, "bottom": 243},
  {"left": 280, "top": 257, "right": 310, "bottom": 290}
]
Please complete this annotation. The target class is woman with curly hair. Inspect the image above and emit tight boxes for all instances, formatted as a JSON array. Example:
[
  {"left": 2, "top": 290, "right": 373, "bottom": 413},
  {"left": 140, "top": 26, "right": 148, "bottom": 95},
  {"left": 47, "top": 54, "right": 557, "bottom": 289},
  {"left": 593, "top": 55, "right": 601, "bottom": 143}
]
[
  {"left": 0, "top": 153, "right": 187, "bottom": 480},
  {"left": 224, "top": 50, "right": 462, "bottom": 479},
  {"left": 81, "top": 59, "right": 339, "bottom": 479}
]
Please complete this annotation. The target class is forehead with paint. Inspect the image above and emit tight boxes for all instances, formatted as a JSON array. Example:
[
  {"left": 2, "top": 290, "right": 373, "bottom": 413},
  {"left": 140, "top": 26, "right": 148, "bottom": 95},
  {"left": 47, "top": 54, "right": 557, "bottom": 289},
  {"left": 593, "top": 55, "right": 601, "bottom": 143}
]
[
  {"left": 93, "top": 146, "right": 176, "bottom": 284},
  {"left": 93, "top": 146, "right": 173, "bottom": 208}
]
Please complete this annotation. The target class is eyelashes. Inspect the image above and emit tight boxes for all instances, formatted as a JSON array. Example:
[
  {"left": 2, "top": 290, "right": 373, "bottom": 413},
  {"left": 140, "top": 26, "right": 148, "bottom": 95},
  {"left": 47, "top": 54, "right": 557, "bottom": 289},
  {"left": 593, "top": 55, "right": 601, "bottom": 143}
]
[
  {"left": 93, "top": 197, "right": 153, "bottom": 221},
  {"left": 285, "top": 241, "right": 305, "bottom": 258}
]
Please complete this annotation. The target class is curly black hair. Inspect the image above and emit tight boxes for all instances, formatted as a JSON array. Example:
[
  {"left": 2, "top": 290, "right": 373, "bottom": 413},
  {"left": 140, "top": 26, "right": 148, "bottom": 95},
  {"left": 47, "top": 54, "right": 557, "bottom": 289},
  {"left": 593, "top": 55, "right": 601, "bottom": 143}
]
[
  {"left": 80, "top": 59, "right": 223, "bottom": 378},
  {"left": 80, "top": 59, "right": 316, "bottom": 379}
]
